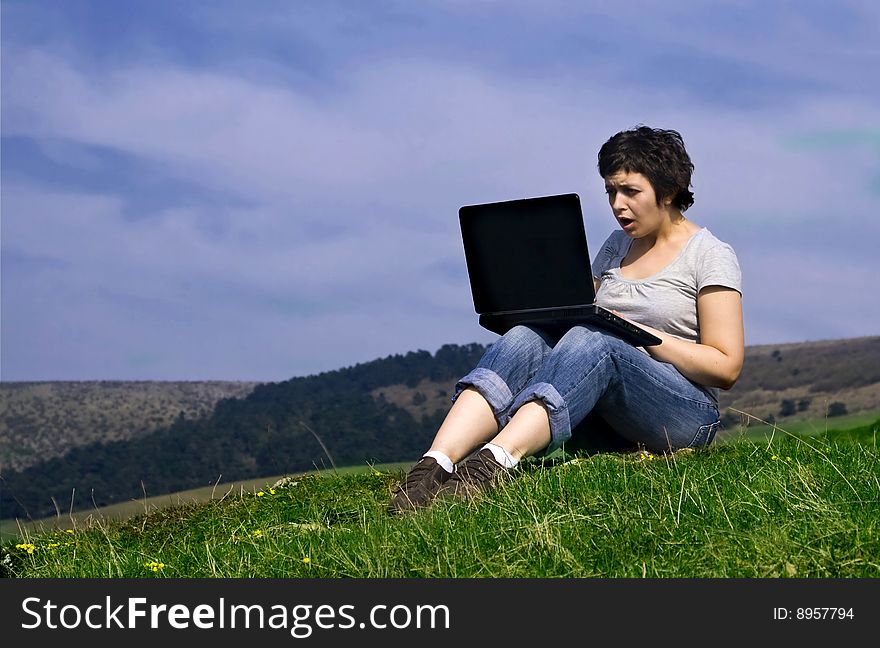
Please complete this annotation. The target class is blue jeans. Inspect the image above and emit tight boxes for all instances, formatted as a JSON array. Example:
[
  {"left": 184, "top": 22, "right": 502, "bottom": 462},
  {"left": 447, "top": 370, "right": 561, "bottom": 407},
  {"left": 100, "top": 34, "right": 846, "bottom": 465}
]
[{"left": 452, "top": 324, "right": 721, "bottom": 455}]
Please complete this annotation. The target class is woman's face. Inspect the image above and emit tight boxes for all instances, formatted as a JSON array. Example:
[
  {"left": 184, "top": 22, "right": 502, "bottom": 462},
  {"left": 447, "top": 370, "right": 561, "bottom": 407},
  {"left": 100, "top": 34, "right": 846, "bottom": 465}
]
[{"left": 603, "top": 170, "right": 673, "bottom": 238}]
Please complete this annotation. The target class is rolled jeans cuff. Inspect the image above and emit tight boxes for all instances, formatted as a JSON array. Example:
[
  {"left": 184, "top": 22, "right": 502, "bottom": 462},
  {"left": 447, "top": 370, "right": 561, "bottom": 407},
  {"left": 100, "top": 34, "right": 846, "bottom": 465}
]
[
  {"left": 508, "top": 382, "right": 570, "bottom": 456},
  {"left": 451, "top": 367, "right": 515, "bottom": 428}
]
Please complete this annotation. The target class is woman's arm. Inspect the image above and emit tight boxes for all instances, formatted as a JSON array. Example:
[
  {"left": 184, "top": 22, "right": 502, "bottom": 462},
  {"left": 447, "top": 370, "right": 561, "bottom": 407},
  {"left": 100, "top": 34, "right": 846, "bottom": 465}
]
[{"left": 620, "top": 286, "right": 744, "bottom": 390}]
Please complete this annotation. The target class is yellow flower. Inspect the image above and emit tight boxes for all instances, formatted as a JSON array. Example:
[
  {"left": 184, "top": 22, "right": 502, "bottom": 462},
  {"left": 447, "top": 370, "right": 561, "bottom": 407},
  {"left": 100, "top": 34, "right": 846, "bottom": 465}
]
[
  {"left": 269, "top": 488, "right": 276, "bottom": 495},
  {"left": 771, "top": 455, "right": 778, "bottom": 460},
  {"left": 252, "top": 530, "right": 264, "bottom": 538},
  {"left": 144, "top": 561, "right": 166, "bottom": 572},
  {"left": 16, "top": 543, "right": 36, "bottom": 554},
  {"left": 47, "top": 543, "right": 60, "bottom": 549},
  {"left": 786, "top": 456, "right": 792, "bottom": 462},
  {"left": 302, "top": 556, "right": 311, "bottom": 564},
  {"left": 65, "top": 529, "right": 74, "bottom": 534},
  {"left": 257, "top": 491, "right": 265, "bottom": 497}
]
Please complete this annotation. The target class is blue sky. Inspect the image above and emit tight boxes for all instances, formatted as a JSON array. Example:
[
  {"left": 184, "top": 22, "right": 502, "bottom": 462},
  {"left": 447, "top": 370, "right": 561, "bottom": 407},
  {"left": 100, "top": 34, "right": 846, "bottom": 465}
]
[{"left": 2, "top": 0, "right": 879, "bottom": 381}]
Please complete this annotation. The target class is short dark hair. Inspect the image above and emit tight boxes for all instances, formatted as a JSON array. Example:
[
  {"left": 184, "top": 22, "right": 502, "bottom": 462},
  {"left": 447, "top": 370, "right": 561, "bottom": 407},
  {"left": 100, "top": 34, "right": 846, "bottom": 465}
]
[{"left": 597, "top": 126, "right": 695, "bottom": 211}]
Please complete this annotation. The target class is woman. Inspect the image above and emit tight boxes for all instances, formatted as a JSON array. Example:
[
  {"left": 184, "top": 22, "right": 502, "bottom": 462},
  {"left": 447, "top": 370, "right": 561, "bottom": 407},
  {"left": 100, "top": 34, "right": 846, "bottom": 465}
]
[{"left": 388, "top": 125, "right": 743, "bottom": 514}]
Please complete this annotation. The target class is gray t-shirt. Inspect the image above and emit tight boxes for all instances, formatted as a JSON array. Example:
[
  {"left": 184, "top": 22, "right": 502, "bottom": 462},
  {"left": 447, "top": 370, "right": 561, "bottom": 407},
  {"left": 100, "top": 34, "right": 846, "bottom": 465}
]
[{"left": 591, "top": 228, "right": 742, "bottom": 400}]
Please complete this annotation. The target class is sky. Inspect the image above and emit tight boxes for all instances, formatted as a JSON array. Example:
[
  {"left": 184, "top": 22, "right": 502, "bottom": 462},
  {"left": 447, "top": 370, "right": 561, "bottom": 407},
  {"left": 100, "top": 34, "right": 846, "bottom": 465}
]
[{"left": 2, "top": 0, "right": 879, "bottom": 381}]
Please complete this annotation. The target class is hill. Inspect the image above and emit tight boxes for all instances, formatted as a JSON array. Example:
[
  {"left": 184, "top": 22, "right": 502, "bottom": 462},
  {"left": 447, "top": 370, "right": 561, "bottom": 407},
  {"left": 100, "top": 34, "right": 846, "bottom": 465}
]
[
  {"left": 1, "top": 336, "right": 878, "bottom": 522},
  {"left": 717, "top": 336, "right": 880, "bottom": 429},
  {"left": 0, "top": 344, "right": 487, "bottom": 521},
  {"left": 0, "top": 381, "right": 257, "bottom": 472}
]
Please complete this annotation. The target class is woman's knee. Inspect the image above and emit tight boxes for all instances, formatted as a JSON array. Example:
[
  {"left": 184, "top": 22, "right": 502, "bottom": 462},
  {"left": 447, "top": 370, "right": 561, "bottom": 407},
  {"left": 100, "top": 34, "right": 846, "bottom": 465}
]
[
  {"left": 553, "top": 325, "right": 614, "bottom": 359},
  {"left": 504, "top": 324, "right": 551, "bottom": 344},
  {"left": 493, "top": 325, "right": 553, "bottom": 357}
]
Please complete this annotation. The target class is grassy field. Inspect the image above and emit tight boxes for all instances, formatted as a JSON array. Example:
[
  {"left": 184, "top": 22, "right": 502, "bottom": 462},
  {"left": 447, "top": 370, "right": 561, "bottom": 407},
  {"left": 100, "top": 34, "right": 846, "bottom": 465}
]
[
  {"left": 0, "top": 462, "right": 412, "bottom": 542},
  {"left": 2, "top": 417, "right": 877, "bottom": 578}
]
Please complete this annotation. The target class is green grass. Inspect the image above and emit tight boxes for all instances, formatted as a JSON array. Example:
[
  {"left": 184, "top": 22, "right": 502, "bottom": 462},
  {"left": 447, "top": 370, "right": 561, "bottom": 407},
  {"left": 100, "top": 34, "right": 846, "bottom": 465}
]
[
  {"left": 2, "top": 420, "right": 878, "bottom": 578},
  {"left": 0, "top": 462, "right": 413, "bottom": 542}
]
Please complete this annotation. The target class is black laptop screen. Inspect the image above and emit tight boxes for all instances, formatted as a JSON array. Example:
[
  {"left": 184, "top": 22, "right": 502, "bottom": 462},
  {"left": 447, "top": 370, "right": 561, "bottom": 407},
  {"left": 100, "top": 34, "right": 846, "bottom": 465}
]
[{"left": 459, "top": 193, "right": 597, "bottom": 314}]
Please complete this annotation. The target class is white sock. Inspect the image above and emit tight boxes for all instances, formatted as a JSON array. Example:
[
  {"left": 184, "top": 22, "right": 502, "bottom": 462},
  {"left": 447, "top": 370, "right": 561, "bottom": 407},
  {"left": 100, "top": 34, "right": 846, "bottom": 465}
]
[
  {"left": 481, "top": 443, "right": 518, "bottom": 468},
  {"left": 423, "top": 451, "right": 454, "bottom": 473}
]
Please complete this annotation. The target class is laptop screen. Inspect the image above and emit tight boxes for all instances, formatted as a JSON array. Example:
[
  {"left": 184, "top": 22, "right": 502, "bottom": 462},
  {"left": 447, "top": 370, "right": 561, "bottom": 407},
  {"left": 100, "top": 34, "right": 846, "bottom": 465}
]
[{"left": 459, "top": 193, "right": 597, "bottom": 314}]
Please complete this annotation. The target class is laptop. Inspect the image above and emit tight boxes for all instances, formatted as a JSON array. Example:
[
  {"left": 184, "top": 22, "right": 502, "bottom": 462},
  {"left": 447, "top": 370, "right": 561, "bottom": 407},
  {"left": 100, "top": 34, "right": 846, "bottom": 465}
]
[{"left": 459, "top": 192, "right": 661, "bottom": 347}]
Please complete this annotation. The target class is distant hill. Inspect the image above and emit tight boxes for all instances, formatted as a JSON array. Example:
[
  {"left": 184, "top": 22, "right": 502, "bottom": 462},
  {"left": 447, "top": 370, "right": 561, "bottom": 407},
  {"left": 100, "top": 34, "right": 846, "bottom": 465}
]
[
  {"left": 1, "top": 336, "right": 878, "bottom": 521},
  {"left": 0, "top": 381, "right": 257, "bottom": 472},
  {"left": 0, "top": 343, "right": 487, "bottom": 520},
  {"left": 717, "top": 336, "right": 880, "bottom": 429}
]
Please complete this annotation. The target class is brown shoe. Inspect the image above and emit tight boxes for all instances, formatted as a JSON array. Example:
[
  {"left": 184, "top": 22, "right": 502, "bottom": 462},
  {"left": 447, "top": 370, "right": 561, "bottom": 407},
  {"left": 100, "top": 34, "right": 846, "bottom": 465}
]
[
  {"left": 437, "top": 448, "right": 509, "bottom": 501},
  {"left": 387, "top": 456, "right": 453, "bottom": 514}
]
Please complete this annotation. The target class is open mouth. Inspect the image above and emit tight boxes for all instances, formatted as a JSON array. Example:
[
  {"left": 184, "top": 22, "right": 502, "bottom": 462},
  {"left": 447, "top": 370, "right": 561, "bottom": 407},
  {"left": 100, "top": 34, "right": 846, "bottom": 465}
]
[{"left": 618, "top": 217, "right": 636, "bottom": 228}]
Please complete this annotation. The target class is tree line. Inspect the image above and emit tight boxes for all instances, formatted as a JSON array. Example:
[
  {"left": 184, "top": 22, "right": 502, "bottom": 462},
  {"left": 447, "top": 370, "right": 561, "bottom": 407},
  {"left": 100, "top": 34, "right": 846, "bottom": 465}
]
[{"left": 0, "top": 343, "right": 488, "bottom": 521}]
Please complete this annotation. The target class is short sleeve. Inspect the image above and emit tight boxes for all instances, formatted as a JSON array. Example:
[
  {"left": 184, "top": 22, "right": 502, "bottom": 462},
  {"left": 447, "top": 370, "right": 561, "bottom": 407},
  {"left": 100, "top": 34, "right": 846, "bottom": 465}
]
[
  {"left": 591, "top": 232, "right": 623, "bottom": 279},
  {"left": 697, "top": 240, "right": 742, "bottom": 295}
]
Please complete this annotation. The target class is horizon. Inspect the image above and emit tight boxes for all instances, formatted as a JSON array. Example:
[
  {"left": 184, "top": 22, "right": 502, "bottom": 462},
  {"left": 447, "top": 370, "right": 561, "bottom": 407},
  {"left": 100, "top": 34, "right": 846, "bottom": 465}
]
[{"left": 1, "top": 332, "right": 877, "bottom": 384}]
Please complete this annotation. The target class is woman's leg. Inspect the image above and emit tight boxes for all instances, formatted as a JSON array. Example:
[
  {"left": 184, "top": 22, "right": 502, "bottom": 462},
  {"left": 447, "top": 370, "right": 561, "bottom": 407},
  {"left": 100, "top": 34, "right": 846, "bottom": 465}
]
[
  {"left": 388, "top": 325, "right": 556, "bottom": 512},
  {"left": 439, "top": 325, "right": 721, "bottom": 503},
  {"left": 427, "top": 387, "right": 499, "bottom": 463},
  {"left": 433, "top": 325, "right": 558, "bottom": 462},
  {"left": 491, "top": 324, "right": 721, "bottom": 459},
  {"left": 431, "top": 325, "right": 722, "bottom": 504},
  {"left": 485, "top": 325, "right": 619, "bottom": 460},
  {"left": 488, "top": 401, "right": 551, "bottom": 460},
  {"left": 436, "top": 326, "right": 622, "bottom": 502}
]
